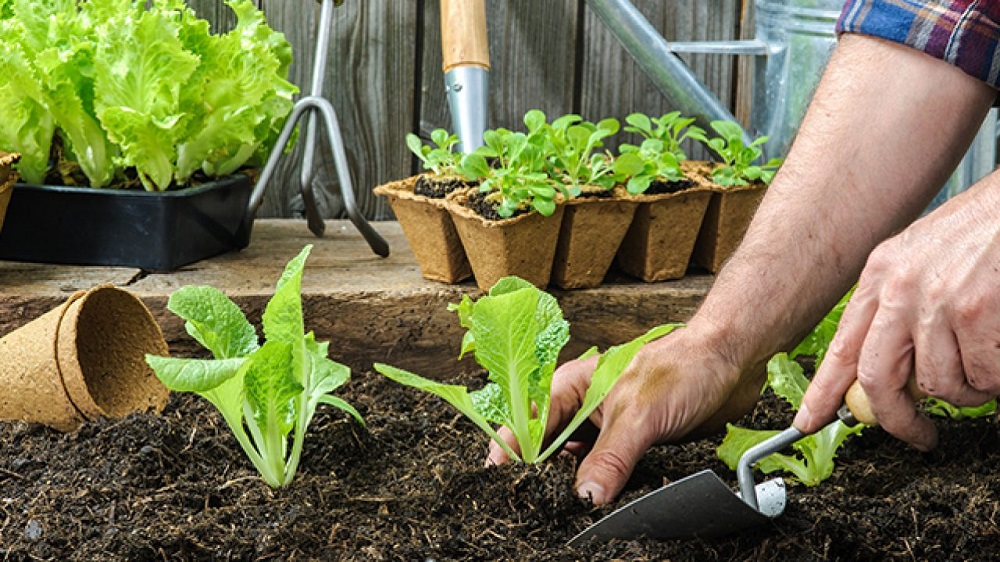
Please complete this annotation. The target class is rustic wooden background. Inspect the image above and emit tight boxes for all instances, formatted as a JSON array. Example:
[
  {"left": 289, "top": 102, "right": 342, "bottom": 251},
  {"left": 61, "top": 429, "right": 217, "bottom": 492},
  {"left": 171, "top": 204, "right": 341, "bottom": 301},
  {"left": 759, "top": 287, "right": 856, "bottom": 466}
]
[{"left": 188, "top": 0, "right": 744, "bottom": 220}]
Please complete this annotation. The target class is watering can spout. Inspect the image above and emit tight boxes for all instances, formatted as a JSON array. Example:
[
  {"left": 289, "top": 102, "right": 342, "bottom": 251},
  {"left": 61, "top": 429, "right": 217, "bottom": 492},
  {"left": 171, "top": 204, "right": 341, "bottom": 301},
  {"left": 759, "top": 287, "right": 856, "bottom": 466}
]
[{"left": 584, "top": 0, "right": 752, "bottom": 144}]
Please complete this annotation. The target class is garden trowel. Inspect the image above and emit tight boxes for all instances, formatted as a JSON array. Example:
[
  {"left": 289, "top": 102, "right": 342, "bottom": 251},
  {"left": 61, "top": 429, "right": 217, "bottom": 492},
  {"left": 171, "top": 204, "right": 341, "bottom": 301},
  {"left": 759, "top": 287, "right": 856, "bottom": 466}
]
[{"left": 568, "top": 380, "right": 877, "bottom": 546}]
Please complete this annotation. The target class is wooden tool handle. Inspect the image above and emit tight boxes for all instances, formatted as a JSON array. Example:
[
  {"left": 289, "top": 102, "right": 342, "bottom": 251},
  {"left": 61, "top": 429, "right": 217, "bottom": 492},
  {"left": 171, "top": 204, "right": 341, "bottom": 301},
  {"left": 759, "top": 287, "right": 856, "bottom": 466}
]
[
  {"left": 441, "top": 0, "right": 490, "bottom": 72},
  {"left": 844, "top": 378, "right": 925, "bottom": 426}
]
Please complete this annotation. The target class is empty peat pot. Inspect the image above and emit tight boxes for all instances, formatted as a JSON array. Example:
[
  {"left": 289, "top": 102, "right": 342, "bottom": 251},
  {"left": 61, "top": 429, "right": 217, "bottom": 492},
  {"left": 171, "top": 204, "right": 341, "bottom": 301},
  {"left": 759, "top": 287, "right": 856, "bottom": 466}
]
[{"left": 0, "top": 285, "right": 169, "bottom": 431}]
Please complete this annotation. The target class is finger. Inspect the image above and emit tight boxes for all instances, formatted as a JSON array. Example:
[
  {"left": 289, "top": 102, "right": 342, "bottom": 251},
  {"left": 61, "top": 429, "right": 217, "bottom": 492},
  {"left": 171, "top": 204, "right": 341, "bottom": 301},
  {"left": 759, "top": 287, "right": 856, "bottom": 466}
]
[
  {"left": 913, "top": 311, "right": 993, "bottom": 407},
  {"left": 953, "top": 306, "right": 1000, "bottom": 397},
  {"left": 795, "top": 289, "right": 878, "bottom": 433},
  {"left": 858, "top": 304, "right": 937, "bottom": 451},
  {"left": 485, "top": 355, "right": 597, "bottom": 466},
  {"left": 574, "top": 402, "right": 657, "bottom": 506},
  {"left": 486, "top": 426, "right": 519, "bottom": 466}
]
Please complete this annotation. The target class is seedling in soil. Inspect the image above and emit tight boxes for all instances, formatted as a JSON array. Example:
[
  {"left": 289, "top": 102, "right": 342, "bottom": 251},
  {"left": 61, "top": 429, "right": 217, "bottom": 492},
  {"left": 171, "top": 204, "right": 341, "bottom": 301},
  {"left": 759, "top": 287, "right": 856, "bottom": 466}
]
[
  {"left": 145, "top": 245, "right": 363, "bottom": 488},
  {"left": 612, "top": 138, "right": 688, "bottom": 195},
  {"left": 704, "top": 120, "right": 784, "bottom": 187},
  {"left": 375, "top": 276, "right": 679, "bottom": 463},
  {"left": 406, "top": 129, "right": 462, "bottom": 177},
  {"left": 525, "top": 109, "right": 620, "bottom": 193},
  {"left": 623, "top": 111, "right": 707, "bottom": 161},
  {"left": 458, "top": 117, "right": 559, "bottom": 218}
]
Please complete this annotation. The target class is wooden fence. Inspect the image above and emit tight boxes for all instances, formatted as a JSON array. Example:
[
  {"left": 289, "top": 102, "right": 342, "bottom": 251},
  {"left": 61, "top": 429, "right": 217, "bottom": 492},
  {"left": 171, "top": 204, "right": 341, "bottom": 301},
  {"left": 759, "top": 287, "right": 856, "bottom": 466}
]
[{"left": 190, "top": 0, "right": 745, "bottom": 220}]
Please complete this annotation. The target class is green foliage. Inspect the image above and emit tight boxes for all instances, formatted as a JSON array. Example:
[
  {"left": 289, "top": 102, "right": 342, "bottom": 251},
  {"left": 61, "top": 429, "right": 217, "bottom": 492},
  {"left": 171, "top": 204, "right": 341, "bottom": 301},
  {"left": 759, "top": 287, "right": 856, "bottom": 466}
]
[
  {"left": 612, "top": 139, "right": 686, "bottom": 195},
  {"left": 704, "top": 120, "right": 783, "bottom": 187},
  {"left": 526, "top": 109, "right": 621, "bottom": 193},
  {"left": 623, "top": 111, "right": 706, "bottom": 160},
  {"left": 457, "top": 117, "right": 559, "bottom": 218},
  {"left": 0, "top": 0, "right": 296, "bottom": 190},
  {"left": 717, "top": 354, "right": 864, "bottom": 486},
  {"left": 406, "top": 129, "right": 462, "bottom": 176},
  {"left": 924, "top": 398, "right": 997, "bottom": 420},
  {"left": 145, "top": 245, "right": 363, "bottom": 488},
  {"left": 375, "top": 276, "right": 681, "bottom": 463}
]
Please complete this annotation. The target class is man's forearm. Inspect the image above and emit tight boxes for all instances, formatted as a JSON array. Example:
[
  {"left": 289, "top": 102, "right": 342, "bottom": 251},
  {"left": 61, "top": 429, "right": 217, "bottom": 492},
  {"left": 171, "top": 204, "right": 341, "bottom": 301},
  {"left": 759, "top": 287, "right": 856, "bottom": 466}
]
[{"left": 689, "top": 34, "right": 995, "bottom": 376}]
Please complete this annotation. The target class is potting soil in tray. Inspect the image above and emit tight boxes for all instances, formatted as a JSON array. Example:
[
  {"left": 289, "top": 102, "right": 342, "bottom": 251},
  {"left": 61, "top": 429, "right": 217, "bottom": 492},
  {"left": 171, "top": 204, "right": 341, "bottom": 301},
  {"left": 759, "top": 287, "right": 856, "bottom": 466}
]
[{"left": 2, "top": 369, "right": 999, "bottom": 561}]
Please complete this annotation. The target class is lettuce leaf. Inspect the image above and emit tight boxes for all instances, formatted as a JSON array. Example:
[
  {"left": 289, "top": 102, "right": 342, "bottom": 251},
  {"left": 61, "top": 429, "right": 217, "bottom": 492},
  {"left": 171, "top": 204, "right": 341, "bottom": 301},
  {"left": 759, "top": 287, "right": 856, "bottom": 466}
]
[{"left": 376, "top": 276, "right": 682, "bottom": 463}]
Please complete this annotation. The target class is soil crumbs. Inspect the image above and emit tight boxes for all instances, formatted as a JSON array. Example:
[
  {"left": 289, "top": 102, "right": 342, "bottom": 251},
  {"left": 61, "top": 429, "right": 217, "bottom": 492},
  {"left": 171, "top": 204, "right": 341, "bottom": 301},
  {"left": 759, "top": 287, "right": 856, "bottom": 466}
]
[{"left": 2, "top": 371, "right": 1000, "bottom": 561}]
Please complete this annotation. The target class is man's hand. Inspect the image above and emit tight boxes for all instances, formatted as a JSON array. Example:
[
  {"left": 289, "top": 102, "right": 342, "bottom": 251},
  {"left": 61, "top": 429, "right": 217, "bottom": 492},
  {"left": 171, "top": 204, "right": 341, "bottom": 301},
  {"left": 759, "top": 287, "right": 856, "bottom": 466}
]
[
  {"left": 796, "top": 179, "right": 1000, "bottom": 449},
  {"left": 486, "top": 326, "right": 763, "bottom": 505}
]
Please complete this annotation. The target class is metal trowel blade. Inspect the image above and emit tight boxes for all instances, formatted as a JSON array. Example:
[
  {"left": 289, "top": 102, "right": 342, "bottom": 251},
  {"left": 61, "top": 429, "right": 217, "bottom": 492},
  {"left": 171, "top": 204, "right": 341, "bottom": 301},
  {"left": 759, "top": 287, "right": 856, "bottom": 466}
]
[{"left": 567, "top": 469, "right": 786, "bottom": 546}]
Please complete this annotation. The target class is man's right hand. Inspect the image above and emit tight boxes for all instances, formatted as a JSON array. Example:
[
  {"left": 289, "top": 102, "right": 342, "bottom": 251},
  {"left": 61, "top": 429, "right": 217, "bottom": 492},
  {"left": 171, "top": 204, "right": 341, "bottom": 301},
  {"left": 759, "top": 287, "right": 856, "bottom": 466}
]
[{"left": 486, "top": 324, "right": 763, "bottom": 505}]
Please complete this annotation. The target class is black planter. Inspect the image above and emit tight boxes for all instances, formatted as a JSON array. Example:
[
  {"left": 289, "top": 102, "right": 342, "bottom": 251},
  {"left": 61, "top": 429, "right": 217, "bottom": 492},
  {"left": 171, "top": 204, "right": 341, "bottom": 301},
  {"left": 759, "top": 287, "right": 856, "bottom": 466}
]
[{"left": 0, "top": 174, "right": 253, "bottom": 270}]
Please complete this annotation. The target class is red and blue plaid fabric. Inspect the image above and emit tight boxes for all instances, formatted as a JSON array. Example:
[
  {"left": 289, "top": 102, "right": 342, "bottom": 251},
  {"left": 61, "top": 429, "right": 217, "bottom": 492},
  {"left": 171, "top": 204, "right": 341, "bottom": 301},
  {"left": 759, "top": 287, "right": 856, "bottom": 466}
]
[{"left": 838, "top": 0, "right": 1000, "bottom": 88}]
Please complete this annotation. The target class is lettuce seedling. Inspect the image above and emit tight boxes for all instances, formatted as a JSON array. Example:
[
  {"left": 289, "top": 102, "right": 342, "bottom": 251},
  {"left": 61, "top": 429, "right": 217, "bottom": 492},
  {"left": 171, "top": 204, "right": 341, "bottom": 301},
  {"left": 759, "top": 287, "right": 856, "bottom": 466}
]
[
  {"left": 375, "top": 276, "right": 679, "bottom": 463},
  {"left": 623, "top": 111, "right": 707, "bottom": 161},
  {"left": 458, "top": 122, "right": 559, "bottom": 218},
  {"left": 704, "top": 120, "right": 784, "bottom": 187},
  {"left": 524, "top": 109, "right": 620, "bottom": 193},
  {"left": 406, "top": 129, "right": 462, "bottom": 176},
  {"left": 612, "top": 139, "right": 687, "bottom": 195},
  {"left": 717, "top": 353, "right": 864, "bottom": 486},
  {"left": 145, "top": 245, "right": 363, "bottom": 488}
]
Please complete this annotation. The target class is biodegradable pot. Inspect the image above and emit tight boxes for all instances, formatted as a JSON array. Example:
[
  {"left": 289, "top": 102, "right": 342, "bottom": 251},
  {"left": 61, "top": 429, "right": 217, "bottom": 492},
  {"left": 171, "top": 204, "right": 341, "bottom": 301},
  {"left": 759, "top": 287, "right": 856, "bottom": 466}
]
[
  {"left": 0, "top": 174, "right": 253, "bottom": 270},
  {"left": 551, "top": 187, "right": 637, "bottom": 290},
  {"left": 683, "top": 160, "right": 767, "bottom": 273},
  {"left": 0, "top": 285, "right": 170, "bottom": 432},
  {"left": 615, "top": 179, "right": 713, "bottom": 283},
  {"left": 373, "top": 176, "right": 472, "bottom": 283},
  {"left": 446, "top": 188, "right": 565, "bottom": 291},
  {"left": 692, "top": 181, "right": 766, "bottom": 273},
  {"left": 0, "top": 152, "right": 19, "bottom": 234}
]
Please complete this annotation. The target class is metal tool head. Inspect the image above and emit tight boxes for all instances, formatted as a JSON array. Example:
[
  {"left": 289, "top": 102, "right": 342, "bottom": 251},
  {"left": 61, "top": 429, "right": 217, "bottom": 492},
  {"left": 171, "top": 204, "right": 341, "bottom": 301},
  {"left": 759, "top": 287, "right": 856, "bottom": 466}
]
[{"left": 567, "top": 469, "right": 786, "bottom": 546}]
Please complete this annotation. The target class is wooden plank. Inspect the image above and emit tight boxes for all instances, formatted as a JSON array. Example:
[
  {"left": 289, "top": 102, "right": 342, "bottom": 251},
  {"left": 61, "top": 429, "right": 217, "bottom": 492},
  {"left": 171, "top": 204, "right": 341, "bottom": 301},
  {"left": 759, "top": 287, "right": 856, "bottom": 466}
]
[
  {"left": 418, "top": 0, "right": 580, "bottom": 142},
  {"left": 256, "top": 1, "right": 417, "bottom": 221},
  {"left": 0, "top": 219, "right": 713, "bottom": 378},
  {"left": 579, "top": 0, "right": 741, "bottom": 160}
]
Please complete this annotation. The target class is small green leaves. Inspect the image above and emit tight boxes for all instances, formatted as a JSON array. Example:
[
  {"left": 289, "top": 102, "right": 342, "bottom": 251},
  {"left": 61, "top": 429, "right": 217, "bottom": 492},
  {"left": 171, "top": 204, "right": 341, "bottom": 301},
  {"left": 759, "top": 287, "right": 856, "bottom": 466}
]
[
  {"left": 704, "top": 120, "right": 783, "bottom": 187},
  {"left": 406, "top": 129, "right": 462, "bottom": 176}
]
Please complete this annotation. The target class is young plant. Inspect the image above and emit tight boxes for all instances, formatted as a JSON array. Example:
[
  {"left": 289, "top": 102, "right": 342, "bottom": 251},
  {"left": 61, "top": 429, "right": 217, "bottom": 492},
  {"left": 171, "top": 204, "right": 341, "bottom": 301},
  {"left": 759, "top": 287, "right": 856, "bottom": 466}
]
[
  {"left": 458, "top": 122, "right": 558, "bottom": 218},
  {"left": 704, "top": 120, "right": 784, "bottom": 187},
  {"left": 375, "top": 276, "right": 680, "bottom": 463},
  {"left": 145, "top": 245, "right": 363, "bottom": 488},
  {"left": 612, "top": 138, "right": 687, "bottom": 195},
  {"left": 405, "top": 129, "right": 462, "bottom": 176},
  {"left": 717, "top": 353, "right": 864, "bottom": 486},
  {"left": 525, "top": 109, "right": 621, "bottom": 193},
  {"left": 623, "top": 111, "right": 707, "bottom": 161}
]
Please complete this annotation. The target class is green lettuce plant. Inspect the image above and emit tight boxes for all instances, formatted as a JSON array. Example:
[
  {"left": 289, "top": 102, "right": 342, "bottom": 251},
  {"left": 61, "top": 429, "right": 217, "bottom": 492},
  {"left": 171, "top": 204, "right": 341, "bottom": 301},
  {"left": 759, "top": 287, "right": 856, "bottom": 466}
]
[
  {"left": 0, "top": 0, "right": 296, "bottom": 191},
  {"left": 704, "top": 120, "right": 783, "bottom": 187},
  {"left": 623, "top": 111, "right": 706, "bottom": 161},
  {"left": 145, "top": 245, "right": 363, "bottom": 488},
  {"left": 406, "top": 129, "right": 462, "bottom": 176},
  {"left": 458, "top": 121, "right": 558, "bottom": 218},
  {"left": 375, "top": 276, "right": 679, "bottom": 463},
  {"left": 524, "top": 109, "right": 621, "bottom": 193},
  {"left": 612, "top": 139, "right": 687, "bottom": 195}
]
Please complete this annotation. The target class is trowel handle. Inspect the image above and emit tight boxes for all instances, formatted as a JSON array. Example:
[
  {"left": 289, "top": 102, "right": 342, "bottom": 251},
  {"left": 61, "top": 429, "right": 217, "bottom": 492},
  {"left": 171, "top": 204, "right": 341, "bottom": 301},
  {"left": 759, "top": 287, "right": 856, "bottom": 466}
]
[
  {"left": 841, "top": 378, "right": 925, "bottom": 426},
  {"left": 441, "top": 0, "right": 490, "bottom": 72}
]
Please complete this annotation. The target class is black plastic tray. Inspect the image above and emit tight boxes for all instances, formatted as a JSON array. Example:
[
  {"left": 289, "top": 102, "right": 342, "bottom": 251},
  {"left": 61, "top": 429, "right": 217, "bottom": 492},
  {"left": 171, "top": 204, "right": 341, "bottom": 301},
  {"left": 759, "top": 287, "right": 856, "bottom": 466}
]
[{"left": 0, "top": 174, "right": 253, "bottom": 270}]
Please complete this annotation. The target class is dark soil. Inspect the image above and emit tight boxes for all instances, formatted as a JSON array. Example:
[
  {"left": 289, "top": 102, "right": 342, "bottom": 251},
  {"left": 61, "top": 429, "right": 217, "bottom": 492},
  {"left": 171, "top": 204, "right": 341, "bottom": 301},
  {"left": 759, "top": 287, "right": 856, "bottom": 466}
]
[
  {"left": 3, "top": 369, "right": 999, "bottom": 561},
  {"left": 644, "top": 177, "right": 694, "bottom": 196},
  {"left": 413, "top": 174, "right": 474, "bottom": 199},
  {"left": 464, "top": 189, "right": 532, "bottom": 221}
]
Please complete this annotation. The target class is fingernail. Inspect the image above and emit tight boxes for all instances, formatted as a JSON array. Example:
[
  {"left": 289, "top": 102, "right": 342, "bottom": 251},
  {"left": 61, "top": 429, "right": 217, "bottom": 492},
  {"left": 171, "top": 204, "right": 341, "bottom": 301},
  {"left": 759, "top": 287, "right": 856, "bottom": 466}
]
[
  {"left": 576, "top": 481, "right": 606, "bottom": 505},
  {"left": 793, "top": 403, "right": 812, "bottom": 431}
]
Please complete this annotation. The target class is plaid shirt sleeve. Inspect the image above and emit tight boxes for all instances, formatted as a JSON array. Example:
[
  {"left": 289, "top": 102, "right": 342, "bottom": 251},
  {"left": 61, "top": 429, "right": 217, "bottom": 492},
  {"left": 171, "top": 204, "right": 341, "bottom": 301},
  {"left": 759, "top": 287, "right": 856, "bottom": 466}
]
[{"left": 837, "top": 0, "right": 1000, "bottom": 88}]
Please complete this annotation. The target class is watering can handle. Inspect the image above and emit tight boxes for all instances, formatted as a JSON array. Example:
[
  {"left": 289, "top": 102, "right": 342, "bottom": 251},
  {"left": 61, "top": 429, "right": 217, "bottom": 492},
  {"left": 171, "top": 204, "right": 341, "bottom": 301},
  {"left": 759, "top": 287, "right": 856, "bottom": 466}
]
[{"left": 441, "top": 0, "right": 490, "bottom": 72}]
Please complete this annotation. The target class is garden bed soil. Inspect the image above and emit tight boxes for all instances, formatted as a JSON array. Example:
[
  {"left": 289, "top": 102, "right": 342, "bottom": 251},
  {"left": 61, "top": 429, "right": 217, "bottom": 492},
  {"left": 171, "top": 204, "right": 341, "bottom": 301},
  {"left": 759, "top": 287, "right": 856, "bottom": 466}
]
[{"left": 2, "top": 369, "right": 999, "bottom": 561}]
